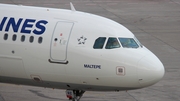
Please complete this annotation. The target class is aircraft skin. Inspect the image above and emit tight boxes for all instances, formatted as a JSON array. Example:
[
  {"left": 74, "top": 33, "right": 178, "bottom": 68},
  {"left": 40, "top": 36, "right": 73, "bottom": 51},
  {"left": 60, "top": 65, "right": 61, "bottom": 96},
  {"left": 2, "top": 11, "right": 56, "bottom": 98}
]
[{"left": 0, "top": 3, "right": 164, "bottom": 100}]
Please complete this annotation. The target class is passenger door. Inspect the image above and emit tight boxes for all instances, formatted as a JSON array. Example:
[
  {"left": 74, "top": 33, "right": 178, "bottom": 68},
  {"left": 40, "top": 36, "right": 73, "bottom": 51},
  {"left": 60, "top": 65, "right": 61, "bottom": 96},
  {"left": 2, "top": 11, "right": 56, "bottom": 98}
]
[{"left": 50, "top": 22, "right": 74, "bottom": 63}]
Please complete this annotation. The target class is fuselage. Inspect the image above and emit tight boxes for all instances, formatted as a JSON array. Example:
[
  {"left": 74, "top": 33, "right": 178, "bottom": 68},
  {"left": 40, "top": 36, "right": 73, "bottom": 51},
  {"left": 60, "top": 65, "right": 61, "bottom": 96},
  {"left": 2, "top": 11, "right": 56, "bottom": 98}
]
[{"left": 0, "top": 4, "right": 164, "bottom": 91}]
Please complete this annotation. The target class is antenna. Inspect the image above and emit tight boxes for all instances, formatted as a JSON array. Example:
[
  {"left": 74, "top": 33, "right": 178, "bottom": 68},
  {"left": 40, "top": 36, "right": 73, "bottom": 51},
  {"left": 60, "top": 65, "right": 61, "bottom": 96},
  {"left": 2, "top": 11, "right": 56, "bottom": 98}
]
[{"left": 70, "top": 2, "right": 76, "bottom": 12}]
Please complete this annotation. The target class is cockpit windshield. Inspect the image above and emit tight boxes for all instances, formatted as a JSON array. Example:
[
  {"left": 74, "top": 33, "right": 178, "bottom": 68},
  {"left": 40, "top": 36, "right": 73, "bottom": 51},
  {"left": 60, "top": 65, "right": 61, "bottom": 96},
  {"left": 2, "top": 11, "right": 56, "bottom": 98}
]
[
  {"left": 119, "top": 38, "right": 139, "bottom": 48},
  {"left": 105, "top": 37, "right": 120, "bottom": 49},
  {"left": 93, "top": 37, "right": 142, "bottom": 49}
]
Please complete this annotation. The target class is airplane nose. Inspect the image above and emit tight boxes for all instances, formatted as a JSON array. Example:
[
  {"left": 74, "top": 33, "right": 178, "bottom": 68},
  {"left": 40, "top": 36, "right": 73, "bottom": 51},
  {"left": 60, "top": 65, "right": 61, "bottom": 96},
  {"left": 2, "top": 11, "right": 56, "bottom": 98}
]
[{"left": 137, "top": 54, "right": 165, "bottom": 87}]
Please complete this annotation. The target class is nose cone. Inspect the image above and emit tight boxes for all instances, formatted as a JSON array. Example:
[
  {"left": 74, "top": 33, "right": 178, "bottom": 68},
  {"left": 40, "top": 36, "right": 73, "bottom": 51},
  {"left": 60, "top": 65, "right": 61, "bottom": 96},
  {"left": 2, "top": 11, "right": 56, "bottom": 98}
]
[{"left": 137, "top": 54, "right": 165, "bottom": 87}]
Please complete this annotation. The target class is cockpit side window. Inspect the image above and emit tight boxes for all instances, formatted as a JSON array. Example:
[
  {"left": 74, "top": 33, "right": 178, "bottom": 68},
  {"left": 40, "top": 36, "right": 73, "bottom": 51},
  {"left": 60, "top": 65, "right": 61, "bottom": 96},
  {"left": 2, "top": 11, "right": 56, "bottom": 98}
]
[
  {"left": 134, "top": 37, "right": 143, "bottom": 47},
  {"left": 105, "top": 37, "right": 120, "bottom": 49},
  {"left": 93, "top": 37, "right": 106, "bottom": 49},
  {"left": 119, "top": 38, "right": 139, "bottom": 48}
]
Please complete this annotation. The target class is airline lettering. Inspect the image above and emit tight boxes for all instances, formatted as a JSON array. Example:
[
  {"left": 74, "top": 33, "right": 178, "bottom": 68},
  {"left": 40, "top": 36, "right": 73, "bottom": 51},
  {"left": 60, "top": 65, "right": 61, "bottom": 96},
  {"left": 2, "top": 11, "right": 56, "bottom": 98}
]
[
  {"left": 0, "top": 17, "right": 48, "bottom": 35},
  {"left": 84, "top": 64, "right": 101, "bottom": 69}
]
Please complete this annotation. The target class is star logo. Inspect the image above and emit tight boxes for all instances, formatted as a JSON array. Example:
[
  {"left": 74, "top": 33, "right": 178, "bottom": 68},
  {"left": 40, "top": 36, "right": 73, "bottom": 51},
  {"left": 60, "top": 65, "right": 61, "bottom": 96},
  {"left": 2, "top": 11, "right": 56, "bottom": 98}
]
[{"left": 77, "top": 36, "right": 87, "bottom": 44}]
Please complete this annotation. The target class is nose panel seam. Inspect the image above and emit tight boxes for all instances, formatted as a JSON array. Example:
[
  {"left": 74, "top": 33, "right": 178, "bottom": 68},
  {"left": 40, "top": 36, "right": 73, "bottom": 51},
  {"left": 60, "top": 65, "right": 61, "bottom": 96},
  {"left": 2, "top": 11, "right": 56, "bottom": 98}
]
[{"left": 137, "top": 54, "right": 165, "bottom": 87}]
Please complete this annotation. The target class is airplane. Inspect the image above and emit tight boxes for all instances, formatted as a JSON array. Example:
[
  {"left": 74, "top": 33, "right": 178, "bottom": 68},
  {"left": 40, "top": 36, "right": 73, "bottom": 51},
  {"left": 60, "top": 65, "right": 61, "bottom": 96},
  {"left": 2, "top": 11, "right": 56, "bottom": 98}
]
[{"left": 0, "top": 3, "right": 165, "bottom": 101}]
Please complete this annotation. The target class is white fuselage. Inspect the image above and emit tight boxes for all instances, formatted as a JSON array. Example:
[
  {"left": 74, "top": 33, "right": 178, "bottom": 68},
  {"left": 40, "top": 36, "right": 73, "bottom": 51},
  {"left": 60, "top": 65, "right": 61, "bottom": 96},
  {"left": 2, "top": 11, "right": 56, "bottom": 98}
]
[{"left": 0, "top": 4, "right": 164, "bottom": 91}]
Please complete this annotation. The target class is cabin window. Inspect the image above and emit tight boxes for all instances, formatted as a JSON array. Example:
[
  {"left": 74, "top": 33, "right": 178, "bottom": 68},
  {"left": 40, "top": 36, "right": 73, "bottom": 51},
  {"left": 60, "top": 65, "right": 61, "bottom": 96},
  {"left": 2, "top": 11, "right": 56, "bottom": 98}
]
[
  {"left": 105, "top": 37, "right": 120, "bottom": 49},
  {"left": 4, "top": 33, "right": 8, "bottom": 40},
  {"left": 93, "top": 37, "right": 106, "bottom": 49},
  {"left": 29, "top": 36, "right": 34, "bottom": 43},
  {"left": 21, "top": 35, "right": 25, "bottom": 42},
  {"left": 3, "top": 33, "right": 43, "bottom": 44},
  {"left": 38, "top": 37, "right": 43, "bottom": 44},
  {"left": 12, "top": 34, "right": 17, "bottom": 41},
  {"left": 119, "top": 38, "right": 139, "bottom": 48}
]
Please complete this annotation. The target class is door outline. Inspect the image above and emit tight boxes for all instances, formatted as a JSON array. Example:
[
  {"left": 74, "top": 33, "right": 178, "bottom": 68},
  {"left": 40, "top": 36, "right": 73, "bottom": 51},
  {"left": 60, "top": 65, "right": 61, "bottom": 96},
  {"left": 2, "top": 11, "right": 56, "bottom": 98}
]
[{"left": 49, "top": 21, "right": 74, "bottom": 64}]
